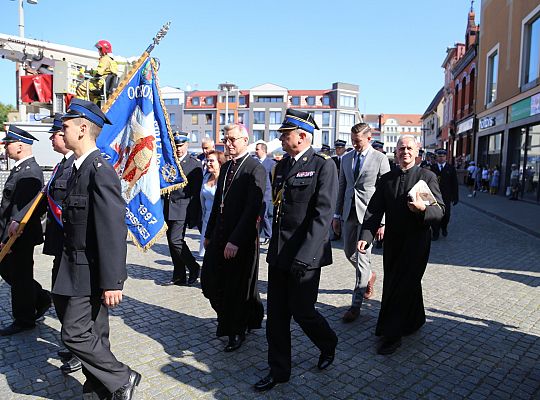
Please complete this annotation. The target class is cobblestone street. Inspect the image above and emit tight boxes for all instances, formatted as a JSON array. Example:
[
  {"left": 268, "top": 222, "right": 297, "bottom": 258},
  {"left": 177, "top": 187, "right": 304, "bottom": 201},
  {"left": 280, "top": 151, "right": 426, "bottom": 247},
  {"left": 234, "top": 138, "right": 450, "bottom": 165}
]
[{"left": 0, "top": 203, "right": 539, "bottom": 399}]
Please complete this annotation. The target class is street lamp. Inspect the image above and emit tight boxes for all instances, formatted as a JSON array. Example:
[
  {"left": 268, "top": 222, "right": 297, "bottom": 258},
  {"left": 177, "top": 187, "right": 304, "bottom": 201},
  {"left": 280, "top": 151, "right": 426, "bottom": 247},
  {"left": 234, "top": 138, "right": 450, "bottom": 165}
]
[
  {"left": 219, "top": 82, "right": 238, "bottom": 126},
  {"left": 16, "top": 0, "right": 39, "bottom": 122}
]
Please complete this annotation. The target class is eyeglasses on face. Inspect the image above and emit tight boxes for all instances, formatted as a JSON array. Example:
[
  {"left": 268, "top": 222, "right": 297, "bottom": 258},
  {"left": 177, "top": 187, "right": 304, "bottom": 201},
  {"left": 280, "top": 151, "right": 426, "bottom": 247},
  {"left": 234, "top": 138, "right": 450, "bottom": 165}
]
[{"left": 222, "top": 136, "right": 245, "bottom": 144}]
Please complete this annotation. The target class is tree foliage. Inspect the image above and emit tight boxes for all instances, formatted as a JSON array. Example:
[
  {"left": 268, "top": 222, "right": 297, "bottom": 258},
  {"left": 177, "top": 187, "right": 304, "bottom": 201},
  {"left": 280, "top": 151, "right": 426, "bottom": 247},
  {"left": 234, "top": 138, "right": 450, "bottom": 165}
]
[{"left": 0, "top": 102, "right": 16, "bottom": 131}]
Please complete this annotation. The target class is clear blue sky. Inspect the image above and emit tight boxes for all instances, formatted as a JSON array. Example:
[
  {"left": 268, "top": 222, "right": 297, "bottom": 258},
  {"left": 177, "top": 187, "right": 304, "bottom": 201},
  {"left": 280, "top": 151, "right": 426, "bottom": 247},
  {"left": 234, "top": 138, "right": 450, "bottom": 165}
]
[{"left": 0, "top": 0, "right": 479, "bottom": 114}]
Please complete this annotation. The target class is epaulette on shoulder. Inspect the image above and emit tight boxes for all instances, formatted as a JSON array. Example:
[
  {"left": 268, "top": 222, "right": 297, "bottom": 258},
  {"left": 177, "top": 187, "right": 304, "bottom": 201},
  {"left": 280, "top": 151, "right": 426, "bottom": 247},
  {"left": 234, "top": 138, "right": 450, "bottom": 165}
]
[
  {"left": 315, "top": 152, "right": 331, "bottom": 160},
  {"left": 92, "top": 157, "right": 104, "bottom": 169}
]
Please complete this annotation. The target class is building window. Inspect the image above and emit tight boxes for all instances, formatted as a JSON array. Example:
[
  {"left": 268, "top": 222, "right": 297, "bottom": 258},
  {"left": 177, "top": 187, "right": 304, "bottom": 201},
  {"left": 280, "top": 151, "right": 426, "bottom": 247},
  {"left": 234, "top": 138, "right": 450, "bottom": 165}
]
[
  {"left": 239, "top": 96, "right": 246, "bottom": 105},
  {"left": 191, "top": 114, "right": 198, "bottom": 125},
  {"left": 339, "top": 113, "right": 355, "bottom": 126},
  {"left": 192, "top": 97, "right": 200, "bottom": 106},
  {"left": 191, "top": 130, "right": 199, "bottom": 143},
  {"left": 253, "top": 130, "right": 264, "bottom": 141},
  {"left": 486, "top": 46, "right": 499, "bottom": 104},
  {"left": 219, "top": 113, "right": 234, "bottom": 124},
  {"left": 322, "top": 95, "right": 330, "bottom": 106},
  {"left": 269, "top": 111, "right": 282, "bottom": 124},
  {"left": 339, "top": 95, "right": 356, "bottom": 108},
  {"left": 306, "top": 96, "right": 316, "bottom": 106},
  {"left": 164, "top": 98, "right": 179, "bottom": 106},
  {"left": 238, "top": 113, "right": 245, "bottom": 124},
  {"left": 205, "top": 97, "right": 214, "bottom": 106},
  {"left": 291, "top": 96, "right": 300, "bottom": 105},
  {"left": 205, "top": 113, "right": 212, "bottom": 124},
  {"left": 255, "top": 96, "right": 283, "bottom": 103},
  {"left": 204, "top": 130, "right": 212, "bottom": 138},
  {"left": 269, "top": 130, "right": 280, "bottom": 140},
  {"left": 322, "top": 112, "right": 330, "bottom": 126},
  {"left": 322, "top": 130, "right": 329, "bottom": 145},
  {"left": 169, "top": 113, "right": 176, "bottom": 125},
  {"left": 522, "top": 13, "right": 540, "bottom": 87},
  {"left": 254, "top": 111, "right": 265, "bottom": 124}
]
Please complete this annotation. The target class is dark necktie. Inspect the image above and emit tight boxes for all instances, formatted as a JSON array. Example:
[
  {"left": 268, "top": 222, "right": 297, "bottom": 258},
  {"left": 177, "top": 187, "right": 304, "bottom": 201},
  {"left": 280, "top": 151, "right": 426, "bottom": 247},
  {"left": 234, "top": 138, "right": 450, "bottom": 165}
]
[
  {"left": 67, "top": 165, "right": 77, "bottom": 188},
  {"left": 353, "top": 153, "right": 362, "bottom": 180}
]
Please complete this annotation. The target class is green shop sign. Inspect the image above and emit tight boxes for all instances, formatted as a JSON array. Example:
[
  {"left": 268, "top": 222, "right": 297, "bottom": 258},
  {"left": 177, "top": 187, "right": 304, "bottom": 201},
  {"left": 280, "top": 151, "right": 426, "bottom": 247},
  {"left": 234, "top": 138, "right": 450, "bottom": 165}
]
[{"left": 511, "top": 93, "right": 540, "bottom": 122}]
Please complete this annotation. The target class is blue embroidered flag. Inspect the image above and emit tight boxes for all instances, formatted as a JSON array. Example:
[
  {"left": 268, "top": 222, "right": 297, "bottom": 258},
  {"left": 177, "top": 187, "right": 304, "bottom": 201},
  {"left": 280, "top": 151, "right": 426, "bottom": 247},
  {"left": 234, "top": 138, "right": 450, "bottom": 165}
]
[{"left": 97, "top": 56, "right": 185, "bottom": 250}]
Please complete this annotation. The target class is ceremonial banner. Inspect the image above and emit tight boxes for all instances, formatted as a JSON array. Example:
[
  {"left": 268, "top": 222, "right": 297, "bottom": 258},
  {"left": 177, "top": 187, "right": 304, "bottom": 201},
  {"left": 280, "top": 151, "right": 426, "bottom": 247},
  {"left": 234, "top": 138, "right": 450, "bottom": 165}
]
[{"left": 97, "top": 56, "right": 185, "bottom": 250}]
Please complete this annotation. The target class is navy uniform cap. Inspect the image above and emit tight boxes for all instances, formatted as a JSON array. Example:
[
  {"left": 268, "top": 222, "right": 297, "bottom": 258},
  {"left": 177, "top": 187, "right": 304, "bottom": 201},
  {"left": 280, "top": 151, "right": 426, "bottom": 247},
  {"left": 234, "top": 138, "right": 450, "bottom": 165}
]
[
  {"left": 435, "top": 148, "right": 447, "bottom": 155},
  {"left": 174, "top": 131, "right": 190, "bottom": 145},
  {"left": 62, "top": 98, "right": 112, "bottom": 128},
  {"left": 334, "top": 139, "right": 346, "bottom": 148},
  {"left": 278, "top": 109, "right": 320, "bottom": 134},
  {"left": 321, "top": 144, "right": 331, "bottom": 151},
  {"left": 49, "top": 113, "right": 64, "bottom": 133},
  {"left": 418, "top": 149, "right": 425, "bottom": 155},
  {"left": 1, "top": 125, "right": 39, "bottom": 145},
  {"left": 372, "top": 140, "right": 384, "bottom": 149}
]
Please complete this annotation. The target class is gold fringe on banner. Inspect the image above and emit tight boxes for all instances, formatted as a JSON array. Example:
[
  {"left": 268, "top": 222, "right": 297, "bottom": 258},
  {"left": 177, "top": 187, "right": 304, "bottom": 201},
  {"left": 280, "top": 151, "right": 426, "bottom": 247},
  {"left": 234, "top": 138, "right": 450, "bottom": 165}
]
[
  {"left": 128, "top": 220, "right": 168, "bottom": 252},
  {"left": 150, "top": 58, "right": 188, "bottom": 192}
]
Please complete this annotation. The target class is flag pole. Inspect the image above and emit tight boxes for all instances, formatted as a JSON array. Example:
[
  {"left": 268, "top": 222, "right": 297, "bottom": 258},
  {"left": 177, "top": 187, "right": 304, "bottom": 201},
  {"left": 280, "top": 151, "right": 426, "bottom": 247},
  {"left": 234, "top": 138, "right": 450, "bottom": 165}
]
[{"left": 102, "top": 22, "right": 171, "bottom": 112}]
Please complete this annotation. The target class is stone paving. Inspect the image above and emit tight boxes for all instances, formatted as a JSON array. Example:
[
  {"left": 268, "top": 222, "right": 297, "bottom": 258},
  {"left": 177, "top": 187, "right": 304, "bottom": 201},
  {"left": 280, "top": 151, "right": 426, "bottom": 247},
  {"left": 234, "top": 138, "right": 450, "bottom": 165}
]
[{"left": 0, "top": 203, "right": 539, "bottom": 399}]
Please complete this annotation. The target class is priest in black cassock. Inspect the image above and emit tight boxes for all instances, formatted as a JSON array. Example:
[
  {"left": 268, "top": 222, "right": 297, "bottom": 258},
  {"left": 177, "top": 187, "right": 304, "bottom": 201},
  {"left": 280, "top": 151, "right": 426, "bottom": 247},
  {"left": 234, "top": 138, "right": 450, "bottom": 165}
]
[
  {"left": 358, "top": 135, "right": 444, "bottom": 355},
  {"left": 201, "top": 123, "right": 266, "bottom": 353}
]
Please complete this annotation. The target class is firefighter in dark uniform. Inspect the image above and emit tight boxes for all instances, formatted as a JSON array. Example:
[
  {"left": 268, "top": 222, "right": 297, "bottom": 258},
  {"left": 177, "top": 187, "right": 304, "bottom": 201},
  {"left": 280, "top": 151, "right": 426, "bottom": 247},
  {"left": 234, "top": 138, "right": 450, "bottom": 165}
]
[
  {"left": 0, "top": 126, "right": 51, "bottom": 336},
  {"left": 44, "top": 115, "right": 82, "bottom": 373},
  {"left": 430, "top": 148, "right": 458, "bottom": 240},
  {"left": 53, "top": 99, "right": 140, "bottom": 400},
  {"left": 254, "top": 109, "right": 338, "bottom": 392},
  {"left": 162, "top": 132, "right": 203, "bottom": 285}
]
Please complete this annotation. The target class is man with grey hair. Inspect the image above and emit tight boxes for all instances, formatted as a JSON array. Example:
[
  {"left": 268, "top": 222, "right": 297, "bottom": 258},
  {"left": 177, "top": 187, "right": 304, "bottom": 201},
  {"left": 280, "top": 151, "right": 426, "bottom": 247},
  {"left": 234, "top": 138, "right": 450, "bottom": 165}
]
[
  {"left": 202, "top": 123, "right": 266, "bottom": 353},
  {"left": 198, "top": 137, "right": 215, "bottom": 172},
  {"left": 254, "top": 141, "right": 274, "bottom": 245},
  {"left": 358, "top": 135, "right": 444, "bottom": 355}
]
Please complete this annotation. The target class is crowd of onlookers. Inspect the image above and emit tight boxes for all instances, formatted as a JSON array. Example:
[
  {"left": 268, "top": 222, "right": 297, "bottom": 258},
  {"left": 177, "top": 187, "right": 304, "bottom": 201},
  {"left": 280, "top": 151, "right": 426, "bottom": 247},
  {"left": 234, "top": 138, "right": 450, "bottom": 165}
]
[{"left": 465, "top": 162, "right": 501, "bottom": 197}]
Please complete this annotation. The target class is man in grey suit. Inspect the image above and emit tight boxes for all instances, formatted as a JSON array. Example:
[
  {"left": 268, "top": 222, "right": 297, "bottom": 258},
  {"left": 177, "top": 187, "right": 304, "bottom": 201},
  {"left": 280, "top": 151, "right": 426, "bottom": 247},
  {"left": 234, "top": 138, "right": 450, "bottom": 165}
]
[{"left": 332, "top": 123, "right": 390, "bottom": 323}]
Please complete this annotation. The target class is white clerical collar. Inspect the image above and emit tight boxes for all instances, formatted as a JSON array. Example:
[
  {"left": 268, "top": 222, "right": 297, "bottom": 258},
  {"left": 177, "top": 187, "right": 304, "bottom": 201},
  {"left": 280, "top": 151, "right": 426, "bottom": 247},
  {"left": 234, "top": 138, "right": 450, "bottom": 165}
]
[
  {"left": 74, "top": 147, "right": 99, "bottom": 169},
  {"left": 14, "top": 155, "right": 34, "bottom": 167},
  {"left": 234, "top": 151, "right": 249, "bottom": 161},
  {"left": 294, "top": 146, "right": 311, "bottom": 162}
]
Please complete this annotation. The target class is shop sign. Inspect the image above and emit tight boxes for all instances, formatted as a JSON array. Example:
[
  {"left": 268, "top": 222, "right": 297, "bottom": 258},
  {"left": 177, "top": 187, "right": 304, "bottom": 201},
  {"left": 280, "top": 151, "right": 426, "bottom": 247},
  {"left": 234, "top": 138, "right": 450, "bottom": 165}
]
[
  {"left": 511, "top": 93, "right": 540, "bottom": 122},
  {"left": 456, "top": 117, "right": 474, "bottom": 134},
  {"left": 478, "top": 109, "right": 506, "bottom": 131}
]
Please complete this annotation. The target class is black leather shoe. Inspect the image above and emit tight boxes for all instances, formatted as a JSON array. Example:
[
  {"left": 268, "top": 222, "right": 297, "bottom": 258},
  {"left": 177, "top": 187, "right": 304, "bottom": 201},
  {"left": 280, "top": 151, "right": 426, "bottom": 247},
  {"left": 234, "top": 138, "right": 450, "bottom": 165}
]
[
  {"left": 254, "top": 374, "right": 287, "bottom": 392},
  {"left": 35, "top": 293, "right": 52, "bottom": 320},
  {"left": 61, "top": 356, "right": 82, "bottom": 374},
  {"left": 0, "top": 322, "right": 34, "bottom": 336},
  {"left": 377, "top": 336, "right": 402, "bottom": 355},
  {"left": 317, "top": 352, "right": 335, "bottom": 370},
  {"left": 224, "top": 333, "right": 245, "bottom": 352},
  {"left": 441, "top": 228, "right": 448, "bottom": 237},
  {"left": 58, "top": 350, "right": 73, "bottom": 360},
  {"left": 111, "top": 370, "right": 141, "bottom": 400},
  {"left": 188, "top": 264, "right": 200, "bottom": 284}
]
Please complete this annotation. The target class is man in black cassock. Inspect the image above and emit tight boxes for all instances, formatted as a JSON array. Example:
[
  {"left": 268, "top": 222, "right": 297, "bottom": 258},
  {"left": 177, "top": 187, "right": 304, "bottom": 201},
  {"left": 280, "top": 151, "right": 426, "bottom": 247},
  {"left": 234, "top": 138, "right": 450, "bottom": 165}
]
[
  {"left": 201, "top": 123, "right": 266, "bottom": 353},
  {"left": 359, "top": 135, "right": 444, "bottom": 355}
]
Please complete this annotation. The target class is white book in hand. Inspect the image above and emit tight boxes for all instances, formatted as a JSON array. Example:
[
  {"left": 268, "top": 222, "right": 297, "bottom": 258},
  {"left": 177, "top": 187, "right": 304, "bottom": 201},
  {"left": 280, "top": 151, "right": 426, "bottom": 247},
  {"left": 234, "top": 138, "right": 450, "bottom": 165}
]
[{"left": 408, "top": 180, "right": 437, "bottom": 206}]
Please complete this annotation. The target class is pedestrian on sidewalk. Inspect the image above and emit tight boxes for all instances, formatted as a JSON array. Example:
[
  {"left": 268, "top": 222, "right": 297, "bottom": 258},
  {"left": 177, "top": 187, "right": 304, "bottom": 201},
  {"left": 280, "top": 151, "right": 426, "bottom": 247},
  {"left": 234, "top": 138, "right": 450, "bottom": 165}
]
[
  {"left": 490, "top": 165, "right": 500, "bottom": 195},
  {"left": 481, "top": 165, "right": 490, "bottom": 192},
  {"left": 358, "top": 135, "right": 444, "bottom": 355},
  {"left": 510, "top": 163, "right": 520, "bottom": 200},
  {"left": 466, "top": 161, "right": 477, "bottom": 197}
]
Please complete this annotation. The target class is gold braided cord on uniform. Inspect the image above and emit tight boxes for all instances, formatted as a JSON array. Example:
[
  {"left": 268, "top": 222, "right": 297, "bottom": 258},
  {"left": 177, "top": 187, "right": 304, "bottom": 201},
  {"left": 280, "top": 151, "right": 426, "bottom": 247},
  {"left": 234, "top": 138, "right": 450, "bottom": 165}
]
[{"left": 150, "top": 57, "right": 187, "bottom": 193}]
